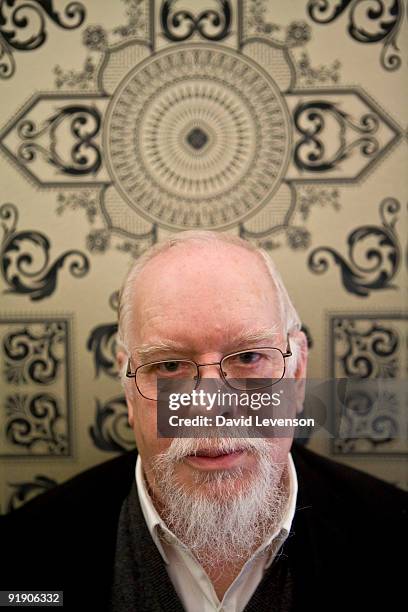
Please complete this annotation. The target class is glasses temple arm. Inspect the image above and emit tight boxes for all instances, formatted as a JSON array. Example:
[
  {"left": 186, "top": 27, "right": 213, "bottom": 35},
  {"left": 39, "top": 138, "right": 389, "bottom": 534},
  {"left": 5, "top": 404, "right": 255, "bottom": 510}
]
[
  {"left": 283, "top": 333, "right": 292, "bottom": 357},
  {"left": 126, "top": 358, "right": 136, "bottom": 378}
]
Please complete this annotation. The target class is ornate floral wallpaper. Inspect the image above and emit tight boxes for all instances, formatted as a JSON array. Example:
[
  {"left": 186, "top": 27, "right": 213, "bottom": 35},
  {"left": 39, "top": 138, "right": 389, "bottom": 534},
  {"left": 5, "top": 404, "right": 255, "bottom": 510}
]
[{"left": 0, "top": 0, "right": 407, "bottom": 513}]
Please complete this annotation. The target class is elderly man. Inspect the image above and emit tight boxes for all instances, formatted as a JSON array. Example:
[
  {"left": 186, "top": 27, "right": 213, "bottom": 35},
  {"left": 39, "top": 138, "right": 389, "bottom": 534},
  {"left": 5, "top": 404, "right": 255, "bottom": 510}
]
[{"left": 2, "top": 231, "right": 406, "bottom": 612}]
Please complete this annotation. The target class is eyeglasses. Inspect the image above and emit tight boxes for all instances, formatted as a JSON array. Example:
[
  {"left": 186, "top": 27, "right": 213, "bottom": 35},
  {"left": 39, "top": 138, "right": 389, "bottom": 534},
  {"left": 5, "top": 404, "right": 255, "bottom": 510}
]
[{"left": 126, "top": 335, "right": 292, "bottom": 401}]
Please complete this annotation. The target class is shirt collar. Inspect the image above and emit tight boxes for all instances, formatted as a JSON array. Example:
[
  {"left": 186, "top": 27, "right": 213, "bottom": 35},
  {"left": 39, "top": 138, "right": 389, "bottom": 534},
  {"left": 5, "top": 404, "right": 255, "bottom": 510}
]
[
  {"left": 263, "top": 451, "right": 298, "bottom": 567},
  {"left": 135, "top": 451, "right": 298, "bottom": 566},
  {"left": 135, "top": 453, "right": 171, "bottom": 563}
]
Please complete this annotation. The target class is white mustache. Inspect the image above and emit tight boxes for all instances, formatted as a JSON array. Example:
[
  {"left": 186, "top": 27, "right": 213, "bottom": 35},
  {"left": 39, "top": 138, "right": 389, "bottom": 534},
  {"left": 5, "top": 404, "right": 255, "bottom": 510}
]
[{"left": 157, "top": 435, "right": 272, "bottom": 464}]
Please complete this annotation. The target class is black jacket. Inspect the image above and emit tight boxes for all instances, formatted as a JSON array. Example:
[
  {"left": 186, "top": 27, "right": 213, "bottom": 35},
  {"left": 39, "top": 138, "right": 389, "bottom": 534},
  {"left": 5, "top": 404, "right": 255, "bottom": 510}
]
[{"left": 2, "top": 443, "right": 406, "bottom": 611}]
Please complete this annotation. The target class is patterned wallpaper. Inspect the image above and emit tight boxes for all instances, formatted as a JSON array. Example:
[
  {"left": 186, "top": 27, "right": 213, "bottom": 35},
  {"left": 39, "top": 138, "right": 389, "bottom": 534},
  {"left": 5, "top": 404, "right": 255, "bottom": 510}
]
[{"left": 0, "top": 0, "right": 407, "bottom": 513}]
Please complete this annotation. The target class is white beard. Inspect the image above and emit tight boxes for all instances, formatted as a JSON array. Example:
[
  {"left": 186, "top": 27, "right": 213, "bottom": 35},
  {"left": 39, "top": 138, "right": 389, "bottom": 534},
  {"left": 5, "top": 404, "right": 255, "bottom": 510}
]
[{"left": 150, "top": 437, "right": 289, "bottom": 569}]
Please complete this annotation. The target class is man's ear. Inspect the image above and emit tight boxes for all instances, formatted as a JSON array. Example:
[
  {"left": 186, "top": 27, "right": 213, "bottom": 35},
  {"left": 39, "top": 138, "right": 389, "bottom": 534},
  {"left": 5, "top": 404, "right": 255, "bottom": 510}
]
[
  {"left": 292, "top": 329, "right": 308, "bottom": 380},
  {"left": 117, "top": 350, "right": 135, "bottom": 428},
  {"left": 291, "top": 329, "right": 308, "bottom": 414}
]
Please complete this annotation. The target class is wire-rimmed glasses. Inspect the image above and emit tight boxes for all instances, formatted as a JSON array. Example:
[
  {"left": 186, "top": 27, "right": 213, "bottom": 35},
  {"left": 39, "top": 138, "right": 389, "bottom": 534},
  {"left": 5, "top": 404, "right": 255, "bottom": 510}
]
[{"left": 126, "top": 334, "right": 292, "bottom": 401}]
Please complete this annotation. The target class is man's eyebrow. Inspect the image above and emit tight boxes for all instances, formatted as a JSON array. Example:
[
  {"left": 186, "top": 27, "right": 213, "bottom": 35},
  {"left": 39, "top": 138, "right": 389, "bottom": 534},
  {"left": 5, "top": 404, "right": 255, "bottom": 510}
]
[
  {"left": 225, "top": 326, "right": 281, "bottom": 349},
  {"left": 134, "top": 340, "right": 188, "bottom": 361}
]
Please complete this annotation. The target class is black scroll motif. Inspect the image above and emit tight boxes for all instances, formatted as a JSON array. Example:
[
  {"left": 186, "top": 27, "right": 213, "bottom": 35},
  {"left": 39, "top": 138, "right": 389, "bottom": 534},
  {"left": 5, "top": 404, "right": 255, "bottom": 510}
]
[
  {"left": 17, "top": 105, "right": 102, "bottom": 176},
  {"left": 307, "top": 0, "right": 402, "bottom": 71},
  {"left": 337, "top": 389, "right": 399, "bottom": 453},
  {"left": 333, "top": 318, "right": 399, "bottom": 378},
  {"left": 308, "top": 198, "right": 400, "bottom": 297},
  {"left": 7, "top": 475, "right": 57, "bottom": 512},
  {"left": 3, "top": 322, "right": 65, "bottom": 384},
  {"left": 330, "top": 314, "right": 406, "bottom": 455},
  {"left": 89, "top": 395, "right": 135, "bottom": 453},
  {"left": 161, "top": 0, "right": 231, "bottom": 41},
  {"left": 5, "top": 392, "right": 67, "bottom": 454},
  {"left": 87, "top": 322, "right": 118, "bottom": 377},
  {"left": 0, "top": 202, "right": 90, "bottom": 301},
  {"left": 0, "top": 0, "right": 86, "bottom": 79},
  {"left": 293, "top": 101, "right": 379, "bottom": 173},
  {"left": 87, "top": 291, "right": 118, "bottom": 378}
]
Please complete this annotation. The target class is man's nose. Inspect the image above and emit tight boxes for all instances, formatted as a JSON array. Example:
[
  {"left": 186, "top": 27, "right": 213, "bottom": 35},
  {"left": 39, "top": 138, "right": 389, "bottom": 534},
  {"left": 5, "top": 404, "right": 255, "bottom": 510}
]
[
  {"left": 194, "top": 362, "right": 235, "bottom": 418},
  {"left": 196, "top": 362, "right": 223, "bottom": 380}
]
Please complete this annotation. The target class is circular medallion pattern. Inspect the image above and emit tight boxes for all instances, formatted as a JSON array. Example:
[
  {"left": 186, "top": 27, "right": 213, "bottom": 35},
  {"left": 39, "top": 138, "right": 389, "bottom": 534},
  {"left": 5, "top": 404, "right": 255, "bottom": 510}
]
[{"left": 105, "top": 45, "right": 291, "bottom": 229}]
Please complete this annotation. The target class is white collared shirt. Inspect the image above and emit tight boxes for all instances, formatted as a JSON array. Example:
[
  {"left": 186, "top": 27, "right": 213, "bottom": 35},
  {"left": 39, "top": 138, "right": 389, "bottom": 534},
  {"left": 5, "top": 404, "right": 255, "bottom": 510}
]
[{"left": 135, "top": 453, "right": 298, "bottom": 612}]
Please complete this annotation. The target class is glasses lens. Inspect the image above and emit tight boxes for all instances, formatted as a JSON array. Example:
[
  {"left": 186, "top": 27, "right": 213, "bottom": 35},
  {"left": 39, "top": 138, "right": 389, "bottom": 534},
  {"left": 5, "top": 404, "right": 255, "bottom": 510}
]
[
  {"left": 136, "top": 360, "right": 198, "bottom": 400},
  {"left": 222, "top": 348, "right": 284, "bottom": 390}
]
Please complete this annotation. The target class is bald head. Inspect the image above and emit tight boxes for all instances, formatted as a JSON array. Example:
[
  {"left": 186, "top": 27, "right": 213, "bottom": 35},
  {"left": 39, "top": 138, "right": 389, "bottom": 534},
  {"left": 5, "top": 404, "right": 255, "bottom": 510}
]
[{"left": 117, "top": 230, "right": 301, "bottom": 361}]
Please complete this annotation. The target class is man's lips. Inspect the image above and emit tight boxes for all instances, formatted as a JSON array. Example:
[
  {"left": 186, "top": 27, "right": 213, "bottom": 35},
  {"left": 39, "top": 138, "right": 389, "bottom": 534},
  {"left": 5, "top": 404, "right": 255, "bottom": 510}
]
[
  {"left": 184, "top": 448, "right": 246, "bottom": 470},
  {"left": 193, "top": 448, "right": 238, "bottom": 457}
]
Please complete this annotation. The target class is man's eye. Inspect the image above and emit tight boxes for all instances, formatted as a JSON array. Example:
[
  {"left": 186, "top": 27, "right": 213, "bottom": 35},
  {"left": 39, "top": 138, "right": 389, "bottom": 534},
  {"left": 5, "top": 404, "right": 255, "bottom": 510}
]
[
  {"left": 159, "top": 361, "right": 180, "bottom": 373},
  {"left": 237, "top": 352, "right": 261, "bottom": 365}
]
